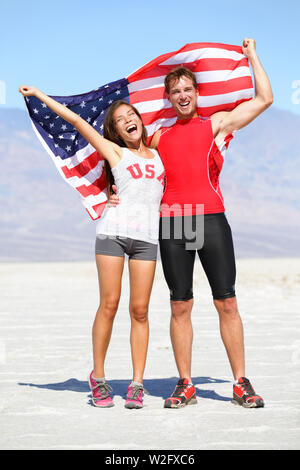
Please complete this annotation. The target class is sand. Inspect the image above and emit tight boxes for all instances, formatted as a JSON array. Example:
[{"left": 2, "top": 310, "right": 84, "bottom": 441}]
[{"left": 0, "top": 258, "right": 300, "bottom": 450}]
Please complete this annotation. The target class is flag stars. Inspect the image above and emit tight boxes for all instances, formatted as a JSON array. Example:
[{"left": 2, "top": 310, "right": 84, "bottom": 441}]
[
  {"left": 92, "top": 106, "right": 97, "bottom": 112},
  {"left": 66, "top": 145, "right": 72, "bottom": 152},
  {"left": 93, "top": 120, "right": 97, "bottom": 127},
  {"left": 58, "top": 135, "right": 64, "bottom": 140},
  {"left": 61, "top": 124, "right": 67, "bottom": 130},
  {"left": 80, "top": 101, "right": 86, "bottom": 108},
  {"left": 33, "top": 108, "right": 39, "bottom": 114}
]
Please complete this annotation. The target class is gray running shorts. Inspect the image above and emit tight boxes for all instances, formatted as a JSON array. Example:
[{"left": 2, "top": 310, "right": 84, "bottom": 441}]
[{"left": 95, "top": 235, "right": 158, "bottom": 261}]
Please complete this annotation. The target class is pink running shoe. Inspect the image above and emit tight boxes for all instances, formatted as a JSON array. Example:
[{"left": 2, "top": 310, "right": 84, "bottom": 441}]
[
  {"left": 125, "top": 382, "right": 148, "bottom": 409},
  {"left": 88, "top": 372, "right": 114, "bottom": 408}
]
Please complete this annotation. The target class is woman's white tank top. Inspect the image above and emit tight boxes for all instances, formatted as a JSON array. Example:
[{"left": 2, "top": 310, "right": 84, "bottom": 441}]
[{"left": 96, "top": 148, "right": 165, "bottom": 244}]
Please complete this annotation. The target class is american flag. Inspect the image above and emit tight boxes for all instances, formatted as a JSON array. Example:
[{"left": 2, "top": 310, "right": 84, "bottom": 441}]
[{"left": 24, "top": 42, "right": 253, "bottom": 220}]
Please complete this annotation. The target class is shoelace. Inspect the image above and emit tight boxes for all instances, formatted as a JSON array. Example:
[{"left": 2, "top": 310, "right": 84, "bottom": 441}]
[
  {"left": 93, "top": 382, "right": 113, "bottom": 398},
  {"left": 129, "top": 384, "right": 149, "bottom": 400},
  {"left": 240, "top": 378, "right": 255, "bottom": 396},
  {"left": 173, "top": 380, "right": 188, "bottom": 397}
]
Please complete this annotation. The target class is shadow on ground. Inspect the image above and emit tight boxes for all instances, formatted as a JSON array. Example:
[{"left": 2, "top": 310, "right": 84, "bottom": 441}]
[{"left": 19, "top": 376, "right": 232, "bottom": 403}]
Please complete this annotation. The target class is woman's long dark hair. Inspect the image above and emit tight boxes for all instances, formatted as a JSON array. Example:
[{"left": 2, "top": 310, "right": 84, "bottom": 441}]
[{"left": 103, "top": 100, "right": 148, "bottom": 194}]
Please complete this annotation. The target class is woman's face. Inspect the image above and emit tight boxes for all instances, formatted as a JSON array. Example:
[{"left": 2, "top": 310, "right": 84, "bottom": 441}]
[{"left": 113, "top": 104, "right": 143, "bottom": 145}]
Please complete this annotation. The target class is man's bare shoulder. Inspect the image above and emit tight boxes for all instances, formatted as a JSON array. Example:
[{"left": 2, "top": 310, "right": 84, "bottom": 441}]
[{"left": 149, "top": 129, "right": 162, "bottom": 149}]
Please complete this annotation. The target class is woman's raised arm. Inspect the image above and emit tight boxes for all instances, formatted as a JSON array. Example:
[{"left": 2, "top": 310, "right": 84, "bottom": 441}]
[{"left": 19, "top": 85, "right": 122, "bottom": 166}]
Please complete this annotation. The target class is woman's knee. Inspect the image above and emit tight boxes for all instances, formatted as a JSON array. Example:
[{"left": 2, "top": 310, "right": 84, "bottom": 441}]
[
  {"left": 99, "top": 296, "right": 120, "bottom": 320},
  {"left": 130, "top": 303, "right": 149, "bottom": 323}
]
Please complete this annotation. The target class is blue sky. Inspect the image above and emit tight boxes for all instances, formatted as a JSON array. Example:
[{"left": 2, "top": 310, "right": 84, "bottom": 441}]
[{"left": 1, "top": 0, "right": 300, "bottom": 115}]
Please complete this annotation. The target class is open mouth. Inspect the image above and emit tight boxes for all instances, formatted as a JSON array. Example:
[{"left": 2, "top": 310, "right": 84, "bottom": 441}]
[
  {"left": 179, "top": 101, "right": 190, "bottom": 108},
  {"left": 126, "top": 124, "right": 137, "bottom": 134}
]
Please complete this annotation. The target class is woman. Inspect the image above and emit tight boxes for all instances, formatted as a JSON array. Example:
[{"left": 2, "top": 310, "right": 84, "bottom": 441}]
[{"left": 19, "top": 85, "right": 165, "bottom": 409}]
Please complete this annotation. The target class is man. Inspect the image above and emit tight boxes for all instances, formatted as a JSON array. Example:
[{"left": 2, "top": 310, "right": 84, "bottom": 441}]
[{"left": 111, "top": 38, "right": 273, "bottom": 408}]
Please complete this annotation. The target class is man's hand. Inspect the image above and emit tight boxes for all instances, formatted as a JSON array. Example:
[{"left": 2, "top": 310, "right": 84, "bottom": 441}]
[
  {"left": 242, "top": 38, "right": 256, "bottom": 60},
  {"left": 107, "top": 185, "right": 120, "bottom": 207}
]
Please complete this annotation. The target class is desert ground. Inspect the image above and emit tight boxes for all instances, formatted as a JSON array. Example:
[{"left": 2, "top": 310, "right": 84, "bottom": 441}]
[{"left": 0, "top": 258, "right": 299, "bottom": 450}]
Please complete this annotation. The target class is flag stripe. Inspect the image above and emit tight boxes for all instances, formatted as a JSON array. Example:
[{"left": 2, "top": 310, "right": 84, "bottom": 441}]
[
  {"left": 76, "top": 173, "right": 106, "bottom": 197},
  {"left": 159, "top": 47, "right": 245, "bottom": 66},
  {"left": 65, "top": 162, "right": 106, "bottom": 188},
  {"left": 128, "top": 57, "right": 250, "bottom": 84},
  {"left": 61, "top": 150, "right": 103, "bottom": 179},
  {"left": 199, "top": 76, "right": 253, "bottom": 96},
  {"left": 89, "top": 202, "right": 107, "bottom": 219}
]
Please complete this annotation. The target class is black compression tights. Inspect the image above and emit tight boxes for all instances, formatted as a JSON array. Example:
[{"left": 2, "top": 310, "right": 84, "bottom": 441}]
[{"left": 159, "top": 213, "right": 236, "bottom": 301}]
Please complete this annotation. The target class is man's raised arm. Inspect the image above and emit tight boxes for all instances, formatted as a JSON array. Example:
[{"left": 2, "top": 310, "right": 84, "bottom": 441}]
[{"left": 212, "top": 38, "right": 273, "bottom": 139}]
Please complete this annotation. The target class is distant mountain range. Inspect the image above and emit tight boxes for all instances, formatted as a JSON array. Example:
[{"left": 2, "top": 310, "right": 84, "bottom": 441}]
[{"left": 0, "top": 106, "right": 299, "bottom": 261}]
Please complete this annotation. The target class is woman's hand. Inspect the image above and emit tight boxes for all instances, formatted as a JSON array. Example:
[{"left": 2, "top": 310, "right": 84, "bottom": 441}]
[{"left": 19, "top": 85, "right": 39, "bottom": 97}]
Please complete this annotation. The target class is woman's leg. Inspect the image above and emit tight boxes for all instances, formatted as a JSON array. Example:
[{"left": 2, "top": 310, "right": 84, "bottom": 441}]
[
  {"left": 128, "top": 259, "right": 156, "bottom": 384},
  {"left": 92, "top": 254, "right": 125, "bottom": 379}
]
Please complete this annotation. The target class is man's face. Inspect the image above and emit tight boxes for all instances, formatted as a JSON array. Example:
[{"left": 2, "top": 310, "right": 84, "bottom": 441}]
[{"left": 167, "top": 76, "right": 198, "bottom": 119}]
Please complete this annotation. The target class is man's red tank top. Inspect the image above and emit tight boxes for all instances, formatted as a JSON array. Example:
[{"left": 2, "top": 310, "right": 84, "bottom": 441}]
[{"left": 157, "top": 116, "right": 233, "bottom": 217}]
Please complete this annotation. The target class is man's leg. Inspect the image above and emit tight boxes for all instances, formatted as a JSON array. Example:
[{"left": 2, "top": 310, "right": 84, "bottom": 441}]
[
  {"left": 167, "top": 297, "right": 198, "bottom": 408},
  {"left": 198, "top": 213, "right": 245, "bottom": 379},
  {"left": 159, "top": 229, "right": 198, "bottom": 407},
  {"left": 159, "top": 233, "right": 196, "bottom": 379},
  {"left": 170, "top": 298, "right": 194, "bottom": 383},
  {"left": 213, "top": 296, "right": 245, "bottom": 380},
  {"left": 199, "top": 214, "right": 264, "bottom": 407}
]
